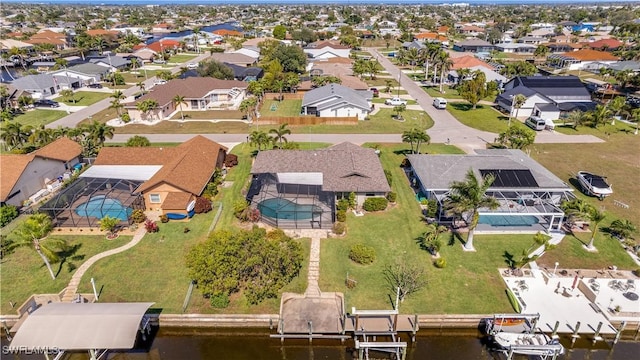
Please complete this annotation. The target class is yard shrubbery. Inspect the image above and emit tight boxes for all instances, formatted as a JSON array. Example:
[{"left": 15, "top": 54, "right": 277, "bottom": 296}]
[
  {"left": 349, "top": 243, "right": 376, "bottom": 265},
  {"left": 194, "top": 196, "right": 212, "bottom": 214},
  {"left": 386, "top": 191, "right": 397, "bottom": 203},
  {"left": 363, "top": 197, "right": 388, "bottom": 212},
  {"left": 130, "top": 209, "right": 146, "bottom": 223},
  {"left": 0, "top": 205, "right": 19, "bottom": 227},
  {"left": 333, "top": 222, "right": 346, "bottom": 235}
]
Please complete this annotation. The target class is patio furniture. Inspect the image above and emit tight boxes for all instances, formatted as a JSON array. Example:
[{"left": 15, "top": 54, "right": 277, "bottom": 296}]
[{"left": 627, "top": 280, "right": 636, "bottom": 291}]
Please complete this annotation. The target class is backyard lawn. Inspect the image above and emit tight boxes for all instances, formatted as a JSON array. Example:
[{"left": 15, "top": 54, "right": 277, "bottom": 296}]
[
  {"left": 0, "top": 235, "right": 131, "bottom": 314},
  {"left": 5, "top": 109, "right": 67, "bottom": 128},
  {"left": 168, "top": 54, "right": 198, "bottom": 64},
  {"left": 58, "top": 91, "right": 111, "bottom": 106},
  {"left": 448, "top": 103, "right": 528, "bottom": 134},
  {"left": 260, "top": 99, "right": 302, "bottom": 117}
]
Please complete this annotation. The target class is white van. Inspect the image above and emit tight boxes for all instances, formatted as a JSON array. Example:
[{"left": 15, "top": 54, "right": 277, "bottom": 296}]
[
  {"left": 433, "top": 97, "right": 447, "bottom": 109},
  {"left": 525, "top": 116, "right": 547, "bottom": 131}
]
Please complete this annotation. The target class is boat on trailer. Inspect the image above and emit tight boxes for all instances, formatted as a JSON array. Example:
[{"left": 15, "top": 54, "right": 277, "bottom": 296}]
[{"left": 577, "top": 171, "right": 612, "bottom": 200}]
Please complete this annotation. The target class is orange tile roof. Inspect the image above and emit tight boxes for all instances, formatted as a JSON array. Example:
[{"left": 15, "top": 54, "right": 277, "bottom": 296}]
[
  {"left": 561, "top": 49, "right": 619, "bottom": 61},
  {"left": 587, "top": 38, "right": 623, "bottom": 49},
  {"left": 0, "top": 154, "right": 35, "bottom": 201},
  {"left": 33, "top": 30, "right": 65, "bottom": 39},
  {"left": 35, "top": 137, "right": 83, "bottom": 162},
  {"left": 415, "top": 32, "right": 447, "bottom": 42},
  {"left": 212, "top": 29, "right": 243, "bottom": 37},
  {"left": 308, "top": 40, "right": 351, "bottom": 50},
  {"left": 437, "top": 26, "right": 449, "bottom": 34},
  {"left": 95, "top": 136, "right": 227, "bottom": 196},
  {"left": 25, "top": 38, "right": 66, "bottom": 46},
  {"left": 450, "top": 55, "right": 493, "bottom": 70},
  {"left": 86, "top": 29, "right": 120, "bottom": 37},
  {"left": 145, "top": 39, "right": 181, "bottom": 53}
]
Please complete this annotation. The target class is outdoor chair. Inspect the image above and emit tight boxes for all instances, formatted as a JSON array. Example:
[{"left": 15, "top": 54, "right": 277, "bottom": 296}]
[{"left": 627, "top": 280, "right": 636, "bottom": 291}]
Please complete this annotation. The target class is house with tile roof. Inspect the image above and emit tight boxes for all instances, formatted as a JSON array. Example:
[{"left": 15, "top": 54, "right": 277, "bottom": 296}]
[
  {"left": 0, "top": 138, "right": 83, "bottom": 207},
  {"left": 83, "top": 136, "right": 227, "bottom": 215},
  {"left": 304, "top": 41, "right": 351, "bottom": 59},
  {"left": 248, "top": 142, "right": 390, "bottom": 229},
  {"left": 124, "top": 77, "right": 247, "bottom": 121},
  {"left": 25, "top": 30, "right": 69, "bottom": 50},
  {"left": 548, "top": 49, "right": 619, "bottom": 70},
  {"left": 209, "top": 52, "right": 257, "bottom": 67},
  {"left": 495, "top": 76, "right": 595, "bottom": 121},
  {"left": 586, "top": 38, "right": 623, "bottom": 51},
  {"left": 302, "top": 83, "right": 372, "bottom": 120}
]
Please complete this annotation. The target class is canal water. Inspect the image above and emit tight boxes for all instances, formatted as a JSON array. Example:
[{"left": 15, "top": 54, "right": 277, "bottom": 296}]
[
  {"left": 2, "top": 328, "right": 639, "bottom": 359},
  {"left": 145, "top": 22, "right": 241, "bottom": 44}
]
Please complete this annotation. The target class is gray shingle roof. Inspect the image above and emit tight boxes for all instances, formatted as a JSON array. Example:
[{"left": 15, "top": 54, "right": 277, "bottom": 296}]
[
  {"left": 456, "top": 39, "right": 493, "bottom": 47},
  {"left": 407, "top": 149, "right": 571, "bottom": 190},
  {"left": 67, "top": 63, "right": 110, "bottom": 75},
  {"left": 509, "top": 76, "right": 591, "bottom": 100},
  {"left": 302, "top": 83, "right": 371, "bottom": 111},
  {"left": 89, "top": 55, "right": 130, "bottom": 68},
  {"left": 10, "top": 73, "right": 55, "bottom": 90},
  {"left": 251, "top": 142, "right": 390, "bottom": 193}
]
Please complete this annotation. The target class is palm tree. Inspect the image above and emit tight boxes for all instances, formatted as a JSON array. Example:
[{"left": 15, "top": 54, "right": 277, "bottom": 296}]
[
  {"left": 608, "top": 96, "right": 626, "bottom": 125},
  {"left": 590, "top": 104, "right": 612, "bottom": 128},
  {"left": 240, "top": 97, "right": 258, "bottom": 122},
  {"left": 511, "top": 94, "right": 527, "bottom": 125},
  {"left": 609, "top": 219, "right": 636, "bottom": 240},
  {"left": 28, "top": 125, "right": 54, "bottom": 147},
  {"left": 249, "top": 129, "right": 270, "bottom": 150},
  {"left": 130, "top": 57, "right": 139, "bottom": 72},
  {"left": 14, "top": 213, "right": 66, "bottom": 280},
  {"left": 172, "top": 95, "right": 186, "bottom": 121},
  {"left": 566, "top": 110, "right": 588, "bottom": 129},
  {"left": 82, "top": 120, "right": 115, "bottom": 148},
  {"left": 269, "top": 123, "right": 291, "bottom": 148},
  {"left": 444, "top": 169, "right": 499, "bottom": 251},
  {"left": 192, "top": 26, "right": 202, "bottom": 53},
  {"left": 402, "top": 129, "right": 417, "bottom": 154},
  {"left": 110, "top": 98, "right": 124, "bottom": 118},
  {"left": 0, "top": 122, "right": 30, "bottom": 150},
  {"left": 436, "top": 51, "right": 453, "bottom": 93},
  {"left": 136, "top": 81, "right": 146, "bottom": 93},
  {"left": 136, "top": 99, "right": 159, "bottom": 121},
  {"left": 93, "top": 35, "right": 107, "bottom": 55},
  {"left": 586, "top": 206, "right": 606, "bottom": 251}
]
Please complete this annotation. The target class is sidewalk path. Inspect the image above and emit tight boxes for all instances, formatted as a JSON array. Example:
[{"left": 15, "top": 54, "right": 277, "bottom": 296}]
[
  {"left": 60, "top": 226, "right": 147, "bottom": 302},
  {"left": 305, "top": 236, "right": 321, "bottom": 298}
]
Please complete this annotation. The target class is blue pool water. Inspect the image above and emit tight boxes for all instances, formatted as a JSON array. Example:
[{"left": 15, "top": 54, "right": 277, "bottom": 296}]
[
  {"left": 478, "top": 215, "right": 539, "bottom": 227},
  {"left": 258, "top": 198, "right": 321, "bottom": 220},
  {"left": 75, "top": 195, "right": 132, "bottom": 221}
]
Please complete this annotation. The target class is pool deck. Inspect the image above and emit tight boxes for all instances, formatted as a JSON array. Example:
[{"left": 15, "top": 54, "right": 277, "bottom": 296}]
[{"left": 501, "top": 267, "right": 639, "bottom": 337}]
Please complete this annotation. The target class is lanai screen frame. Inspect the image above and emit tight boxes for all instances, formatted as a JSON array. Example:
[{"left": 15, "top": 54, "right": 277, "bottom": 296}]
[
  {"left": 247, "top": 173, "right": 335, "bottom": 229},
  {"left": 40, "top": 177, "right": 145, "bottom": 228}
]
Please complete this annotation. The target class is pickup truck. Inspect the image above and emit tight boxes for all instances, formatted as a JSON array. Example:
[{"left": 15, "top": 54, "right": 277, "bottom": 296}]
[{"left": 385, "top": 97, "right": 408, "bottom": 106}]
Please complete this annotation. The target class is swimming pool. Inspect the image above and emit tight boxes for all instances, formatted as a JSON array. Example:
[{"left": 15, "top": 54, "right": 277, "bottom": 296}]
[
  {"left": 258, "top": 198, "right": 322, "bottom": 220},
  {"left": 75, "top": 195, "right": 132, "bottom": 221},
  {"left": 478, "top": 215, "right": 539, "bottom": 227}
]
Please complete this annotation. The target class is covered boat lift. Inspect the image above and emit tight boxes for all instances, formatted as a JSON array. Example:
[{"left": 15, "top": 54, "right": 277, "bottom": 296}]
[{"left": 7, "top": 302, "right": 154, "bottom": 360}]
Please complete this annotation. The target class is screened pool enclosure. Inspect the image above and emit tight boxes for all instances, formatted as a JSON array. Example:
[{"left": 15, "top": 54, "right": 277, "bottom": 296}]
[
  {"left": 40, "top": 177, "right": 145, "bottom": 228},
  {"left": 247, "top": 173, "right": 334, "bottom": 229}
]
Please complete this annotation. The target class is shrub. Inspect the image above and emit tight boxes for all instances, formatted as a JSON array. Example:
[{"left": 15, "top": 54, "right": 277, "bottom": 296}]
[
  {"left": 348, "top": 192, "right": 357, "bottom": 209},
  {"left": 194, "top": 196, "right": 212, "bottom": 214},
  {"left": 426, "top": 199, "right": 438, "bottom": 218},
  {"left": 224, "top": 153, "right": 238, "bottom": 167},
  {"left": 0, "top": 205, "right": 19, "bottom": 228},
  {"left": 209, "top": 293, "right": 230, "bottom": 308},
  {"left": 99, "top": 215, "right": 120, "bottom": 233},
  {"left": 633, "top": 268, "right": 640, "bottom": 277},
  {"left": 384, "top": 169, "right": 393, "bottom": 186},
  {"left": 386, "top": 192, "right": 397, "bottom": 203},
  {"left": 160, "top": 214, "right": 169, "bottom": 223},
  {"left": 420, "top": 198, "right": 429, "bottom": 206},
  {"left": 233, "top": 200, "right": 249, "bottom": 219},
  {"left": 130, "top": 209, "right": 146, "bottom": 223},
  {"left": 333, "top": 222, "right": 346, "bottom": 235},
  {"left": 144, "top": 219, "right": 159, "bottom": 233},
  {"left": 121, "top": 113, "right": 131, "bottom": 123},
  {"left": 336, "top": 210, "right": 347, "bottom": 222},
  {"left": 247, "top": 208, "right": 261, "bottom": 222},
  {"left": 349, "top": 243, "right": 376, "bottom": 265},
  {"left": 336, "top": 198, "right": 350, "bottom": 211},
  {"left": 363, "top": 197, "right": 388, "bottom": 212},
  {"left": 434, "top": 258, "right": 447, "bottom": 268}
]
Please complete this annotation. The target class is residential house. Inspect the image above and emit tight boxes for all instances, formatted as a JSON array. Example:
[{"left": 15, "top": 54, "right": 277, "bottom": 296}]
[
  {"left": 586, "top": 38, "right": 623, "bottom": 51},
  {"left": 10, "top": 73, "right": 68, "bottom": 98},
  {"left": 212, "top": 29, "right": 243, "bottom": 38},
  {"left": 304, "top": 41, "right": 351, "bottom": 59},
  {"left": 231, "top": 46, "right": 260, "bottom": 61},
  {"left": 248, "top": 142, "right": 390, "bottom": 229},
  {"left": 543, "top": 42, "right": 582, "bottom": 54},
  {"left": 224, "top": 62, "right": 264, "bottom": 82},
  {"left": 88, "top": 55, "right": 131, "bottom": 71},
  {"left": 132, "top": 48, "right": 158, "bottom": 63},
  {"left": 495, "top": 43, "right": 536, "bottom": 54},
  {"left": 517, "top": 36, "right": 547, "bottom": 45},
  {"left": 0, "top": 39, "right": 34, "bottom": 55},
  {"left": 0, "top": 138, "right": 83, "bottom": 207},
  {"left": 548, "top": 49, "right": 619, "bottom": 70},
  {"left": 55, "top": 63, "right": 111, "bottom": 86},
  {"left": 414, "top": 32, "right": 449, "bottom": 45},
  {"left": 209, "top": 52, "right": 257, "bottom": 67},
  {"left": 496, "top": 76, "right": 594, "bottom": 120},
  {"left": 82, "top": 135, "right": 227, "bottom": 216},
  {"left": 302, "top": 83, "right": 372, "bottom": 120},
  {"left": 406, "top": 149, "right": 574, "bottom": 233},
  {"left": 458, "top": 25, "right": 486, "bottom": 37},
  {"left": 402, "top": 40, "right": 425, "bottom": 51},
  {"left": 124, "top": 77, "right": 247, "bottom": 121},
  {"left": 453, "top": 39, "right": 495, "bottom": 53},
  {"left": 85, "top": 29, "right": 120, "bottom": 42},
  {"left": 448, "top": 65, "right": 506, "bottom": 86},
  {"left": 25, "top": 30, "right": 68, "bottom": 50},
  {"left": 151, "top": 23, "right": 173, "bottom": 33}
]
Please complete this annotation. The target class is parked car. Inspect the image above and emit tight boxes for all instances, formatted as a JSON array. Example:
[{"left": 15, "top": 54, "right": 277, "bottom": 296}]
[
  {"left": 432, "top": 97, "right": 447, "bottom": 109},
  {"left": 87, "top": 83, "right": 103, "bottom": 89},
  {"left": 525, "top": 116, "right": 546, "bottom": 131},
  {"left": 154, "top": 80, "right": 167, "bottom": 86},
  {"left": 187, "top": 62, "right": 198, "bottom": 69},
  {"left": 34, "top": 99, "right": 60, "bottom": 108},
  {"left": 385, "top": 97, "right": 408, "bottom": 106}
]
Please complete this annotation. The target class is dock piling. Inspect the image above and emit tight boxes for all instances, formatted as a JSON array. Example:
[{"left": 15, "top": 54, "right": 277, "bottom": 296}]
[
  {"left": 2, "top": 321, "right": 12, "bottom": 341},
  {"left": 592, "top": 321, "right": 603, "bottom": 344},
  {"left": 308, "top": 320, "right": 313, "bottom": 344},
  {"left": 613, "top": 321, "right": 626, "bottom": 345},
  {"left": 571, "top": 321, "right": 581, "bottom": 346},
  {"left": 551, "top": 321, "right": 560, "bottom": 339}
]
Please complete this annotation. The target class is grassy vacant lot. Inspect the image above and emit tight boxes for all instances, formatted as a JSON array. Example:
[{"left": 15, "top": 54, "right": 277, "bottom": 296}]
[
  {"left": 168, "top": 110, "right": 243, "bottom": 120},
  {"left": 448, "top": 103, "right": 527, "bottom": 134},
  {"left": 121, "top": 70, "right": 158, "bottom": 84},
  {"left": 168, "top": 54, "right": 198, "bottom": 64},
  {"left": 76, "top": 207, "right": 310, "bottom": 314},
  {"left": 260, "top": 99, "right": 302, "bottom": 117},
  {"left": 366, "top": 78, "right": 400, "bottom": 88},
  {"left": 531, "top": 127, "right": 640, "bottom": 235},
  {"left": 293, "top": 109, "right": 433, "bottom": 134},
  {"left": 0, "top": 235, "right": 131, "bottom": 314},
  {"left": 423, "top": 86, "right": 496, "bottom": 102},
  {"left": 4, "top": 110, "right": 67, "bottom": 128},
  {"left": 115, "top": 119, "right": 249, "bottom": 134},
  {"left": 58, "top": 91, "right": 111, "bottom": 106}
]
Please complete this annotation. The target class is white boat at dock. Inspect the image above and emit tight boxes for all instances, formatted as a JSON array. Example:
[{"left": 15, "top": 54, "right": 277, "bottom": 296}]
[{"left": 492, "top": 331, "right": 565, "bottom": 357}]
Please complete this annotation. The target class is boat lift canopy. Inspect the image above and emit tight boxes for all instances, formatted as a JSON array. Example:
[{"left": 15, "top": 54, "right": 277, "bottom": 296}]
[{"left": 8, "top": 302, "right": 154, "bottom": 357}]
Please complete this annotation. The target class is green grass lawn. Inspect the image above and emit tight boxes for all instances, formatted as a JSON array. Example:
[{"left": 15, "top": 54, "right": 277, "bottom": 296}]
[
  {"left": 58, "top": 91, "right": 111, "bottom": 106},
  {"left": 423, "top": 86, "right": 497, "bottom": 102},
  {"left": 293, "top": 109, "right": 434, "bottom": 134},
  {"left": 366, "top": 78, "right": 400, "bottom": 88},
  {"left": 552, "top": 121, "right": 636, "bottom": 139},
  {"left": 3, "top": 109, "right": 68, "bottom": 129},
  {"left": 0, "top": 235, "right": 131, "bottom": 314},
  {"left": 372, "top": 98, "right": 418, "bottom": 105},
  {"left": 448, "top": 103, "right": 528, "bottom": 134},
  {"left": 319, "top": 143, "right": 529, "bottom": 314},
  {"left": 122, "top": 70, "right": 158, "bottom": 84},
  {"left": 260, "top": 99, "right": 302, "bottom": 117},
  {"left": 168, "top": 54, "right": 198, "bottom": 64}
]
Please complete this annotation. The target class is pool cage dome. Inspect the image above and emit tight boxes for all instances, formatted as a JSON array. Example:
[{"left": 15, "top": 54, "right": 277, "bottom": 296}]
[
  {"left": 247, "top": 173, "right": 334, "bottom": 229},
  {"left": 40, "top": 177, "right": 145, "bottom": 228}
]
